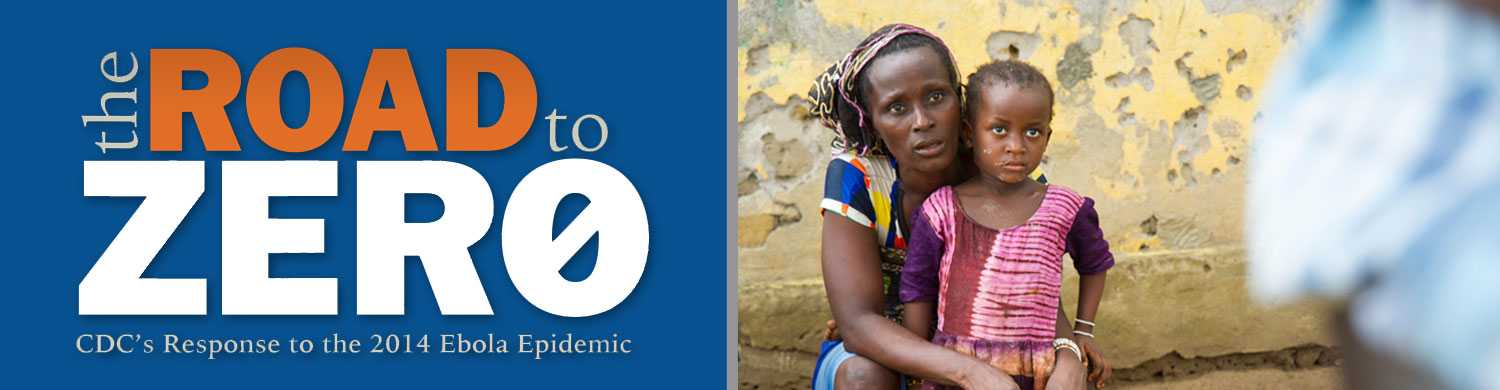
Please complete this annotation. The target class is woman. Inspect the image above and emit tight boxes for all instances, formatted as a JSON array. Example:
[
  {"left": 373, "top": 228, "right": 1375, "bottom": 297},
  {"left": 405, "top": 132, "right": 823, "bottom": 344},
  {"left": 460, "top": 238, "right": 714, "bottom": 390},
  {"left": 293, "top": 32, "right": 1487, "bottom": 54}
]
[{"left": 807, "top": 24, "right": 1091, "bottom": 389}]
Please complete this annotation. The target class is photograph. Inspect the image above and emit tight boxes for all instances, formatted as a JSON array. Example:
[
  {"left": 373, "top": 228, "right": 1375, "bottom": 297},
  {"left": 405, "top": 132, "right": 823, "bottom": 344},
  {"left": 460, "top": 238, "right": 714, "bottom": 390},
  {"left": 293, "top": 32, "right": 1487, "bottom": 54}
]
[
  {"left": 2, "top": 0, "right": 1498, "bottom": 388},
  {"left": 737, "top": 0, "right": 1500, "bottom": 389}
]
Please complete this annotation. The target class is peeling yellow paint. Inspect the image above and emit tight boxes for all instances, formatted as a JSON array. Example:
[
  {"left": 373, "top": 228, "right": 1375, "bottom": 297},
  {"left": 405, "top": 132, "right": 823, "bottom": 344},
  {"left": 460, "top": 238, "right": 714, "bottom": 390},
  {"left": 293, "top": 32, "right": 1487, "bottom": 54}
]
[
  {"left": 1118, "top": 235, "right": 1164, "bottom": 253},
  {"left": 1068, "top": 2, "right": 1285, "bottom": 195},
  {"left": 814, "top": 0, "right": 1000, "bottom": 73},
  {"left": 739, "top": 0, "right": 1305, "bottom": 254},
  {"left": 740, "top": 0, "right": 1286, "bottom": 179},
  {"left": 739, "top": 42, "right": 826, "bottom": 122}
]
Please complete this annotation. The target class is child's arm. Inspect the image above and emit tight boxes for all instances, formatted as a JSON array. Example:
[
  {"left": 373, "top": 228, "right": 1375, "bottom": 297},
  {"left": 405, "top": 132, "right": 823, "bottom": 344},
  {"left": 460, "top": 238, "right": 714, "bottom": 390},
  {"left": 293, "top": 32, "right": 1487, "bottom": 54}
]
[
  {"left": 1074, "top": 272, "right": 1110, "bottom": 388},
  {"left": 900, "top": 202, "right": 946, "bottom": 342},
  {"left": 1075, "top": 272, "right": 1106, "bottom": 331},
  {"left": 903, "top": 301, "right": 935, "bottom": 340},
  {"left": 1068, "top": 198, "right": 1116, "bottom": 388},
  {"left": 1055, "top": 303, "right": 1072, "bottom": 339},
  {"left": 1067, "top": 198, "right": 1114, "bottom": 330}
]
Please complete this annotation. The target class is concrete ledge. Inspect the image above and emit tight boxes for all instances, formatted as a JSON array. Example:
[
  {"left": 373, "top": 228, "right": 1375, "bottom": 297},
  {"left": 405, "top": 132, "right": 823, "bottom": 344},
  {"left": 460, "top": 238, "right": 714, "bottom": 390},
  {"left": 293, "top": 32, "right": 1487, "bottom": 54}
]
[
  {"left": 1081, "top": 247, "right": 1336, "bottom": 366},
  {"left": 739, "top": 346, "right": 818, "bottom": 389},
  {"left": 739, "top": 278, "right": 830, "bottom": 355},
  {"left": 737, "top": 246, "right": 1337, "bottom": 386}
]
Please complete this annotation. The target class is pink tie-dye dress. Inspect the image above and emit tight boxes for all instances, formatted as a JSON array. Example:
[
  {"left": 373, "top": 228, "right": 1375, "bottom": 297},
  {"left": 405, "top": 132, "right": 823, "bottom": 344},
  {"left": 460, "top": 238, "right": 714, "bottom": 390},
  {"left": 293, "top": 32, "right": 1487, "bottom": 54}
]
[{"left": 901, "top": 184, "right": 1113, "bottom": 389}]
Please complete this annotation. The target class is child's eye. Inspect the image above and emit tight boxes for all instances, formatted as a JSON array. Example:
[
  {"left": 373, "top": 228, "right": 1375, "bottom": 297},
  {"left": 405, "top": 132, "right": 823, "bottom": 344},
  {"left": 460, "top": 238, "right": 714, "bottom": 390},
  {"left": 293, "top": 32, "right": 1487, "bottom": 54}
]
[
  {"left": 990, "top": 126, "right": 1007, "bottom": 135},
  {"left": 1025, "top": 128, "right": 1042, "bottom": 137},
  {"left": 926, "top": 91, "right": 945, "bottom": 104},
  {"left": 887, "top": 103, "right": 906, "bottom": 114}
]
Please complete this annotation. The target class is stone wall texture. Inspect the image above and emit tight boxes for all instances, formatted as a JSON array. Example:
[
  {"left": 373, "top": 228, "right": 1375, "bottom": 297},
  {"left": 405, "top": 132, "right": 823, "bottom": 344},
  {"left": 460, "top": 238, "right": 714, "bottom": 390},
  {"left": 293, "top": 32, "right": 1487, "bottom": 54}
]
[{"left": 736, "top": 1, "right": 1335, "bottom": 388}]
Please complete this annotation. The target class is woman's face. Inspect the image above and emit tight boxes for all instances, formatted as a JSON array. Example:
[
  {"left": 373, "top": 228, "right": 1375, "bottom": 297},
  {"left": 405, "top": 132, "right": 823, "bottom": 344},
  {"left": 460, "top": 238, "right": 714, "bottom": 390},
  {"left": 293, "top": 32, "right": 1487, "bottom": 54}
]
[{"left": 860, "top": 46, "right": 962, "bottom": 175}]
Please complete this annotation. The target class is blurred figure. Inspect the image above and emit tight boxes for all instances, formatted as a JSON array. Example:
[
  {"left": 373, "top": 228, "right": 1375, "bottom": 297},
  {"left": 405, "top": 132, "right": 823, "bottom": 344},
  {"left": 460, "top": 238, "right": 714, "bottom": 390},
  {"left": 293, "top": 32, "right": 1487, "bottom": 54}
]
[{"left": 1248, "top": 0, "right": 1500, "bottom": 389}]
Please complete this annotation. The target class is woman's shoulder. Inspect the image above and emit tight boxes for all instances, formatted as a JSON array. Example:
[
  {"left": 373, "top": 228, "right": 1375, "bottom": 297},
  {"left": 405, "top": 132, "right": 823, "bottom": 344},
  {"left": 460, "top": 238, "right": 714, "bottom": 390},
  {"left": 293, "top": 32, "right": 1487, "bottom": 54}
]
[
  {"left": 823, "top": 151, "right": 900, "bottom": 201},
  {"left": 827, "top": 152, "right": 897, "bottom": 179},
  {"left": 822, "top": 152, "right": 901, "bottom": 236}
]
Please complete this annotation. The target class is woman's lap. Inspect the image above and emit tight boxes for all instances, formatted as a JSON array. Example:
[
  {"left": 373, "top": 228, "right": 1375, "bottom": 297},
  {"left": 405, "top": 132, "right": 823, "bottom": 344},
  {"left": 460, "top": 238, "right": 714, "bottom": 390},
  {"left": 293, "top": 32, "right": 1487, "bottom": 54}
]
[{"left": 812, "top": 340, "right": 907, "bottom": 390}]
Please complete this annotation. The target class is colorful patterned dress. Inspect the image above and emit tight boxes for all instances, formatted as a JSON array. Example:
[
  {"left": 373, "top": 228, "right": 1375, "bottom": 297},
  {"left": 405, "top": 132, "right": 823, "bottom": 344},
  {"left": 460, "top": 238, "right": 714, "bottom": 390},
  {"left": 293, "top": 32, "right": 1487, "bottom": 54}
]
[
  {"left": 899, "top": 185, "right": 1114, "bottom": 389},
  {"left": 821, "top": 151, "right": 910, "bottom": 320}
]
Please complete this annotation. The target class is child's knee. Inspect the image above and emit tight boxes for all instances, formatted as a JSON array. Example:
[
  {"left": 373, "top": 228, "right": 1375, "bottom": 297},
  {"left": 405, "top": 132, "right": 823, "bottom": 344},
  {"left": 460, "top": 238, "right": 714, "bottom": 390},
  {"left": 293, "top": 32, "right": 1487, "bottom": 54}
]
[{"left": 835, "top": 355, "right": 899, "bottom": 389}]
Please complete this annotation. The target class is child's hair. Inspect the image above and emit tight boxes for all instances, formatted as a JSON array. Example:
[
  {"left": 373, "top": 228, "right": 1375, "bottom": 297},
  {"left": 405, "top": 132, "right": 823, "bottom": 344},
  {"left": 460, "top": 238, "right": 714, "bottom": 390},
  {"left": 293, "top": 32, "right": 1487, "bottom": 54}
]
[{"left": 963, "top": 60, "right": 1054, "bottom": 119}]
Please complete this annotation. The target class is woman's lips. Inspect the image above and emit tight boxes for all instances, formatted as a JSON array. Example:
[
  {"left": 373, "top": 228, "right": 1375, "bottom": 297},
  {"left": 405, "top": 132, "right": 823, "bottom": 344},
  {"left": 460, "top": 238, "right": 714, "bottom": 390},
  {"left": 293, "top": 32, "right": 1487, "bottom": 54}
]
[{"left": 910, "top": 139, "right": 946, "bottom": 158}]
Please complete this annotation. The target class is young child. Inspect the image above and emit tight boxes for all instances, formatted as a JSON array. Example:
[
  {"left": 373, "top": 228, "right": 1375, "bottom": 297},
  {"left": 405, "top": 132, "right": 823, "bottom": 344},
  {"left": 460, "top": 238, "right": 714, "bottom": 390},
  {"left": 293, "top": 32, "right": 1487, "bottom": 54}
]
[{"left": 899, "top": 60, "right": 1115, "bottom": 389}]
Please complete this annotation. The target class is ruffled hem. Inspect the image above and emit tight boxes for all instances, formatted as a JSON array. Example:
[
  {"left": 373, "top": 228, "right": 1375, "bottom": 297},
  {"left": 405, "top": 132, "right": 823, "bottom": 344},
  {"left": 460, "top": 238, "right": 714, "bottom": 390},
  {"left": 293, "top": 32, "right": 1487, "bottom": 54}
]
[{"left": 931, "top": 331, "right": 1054, "bottom": 390}]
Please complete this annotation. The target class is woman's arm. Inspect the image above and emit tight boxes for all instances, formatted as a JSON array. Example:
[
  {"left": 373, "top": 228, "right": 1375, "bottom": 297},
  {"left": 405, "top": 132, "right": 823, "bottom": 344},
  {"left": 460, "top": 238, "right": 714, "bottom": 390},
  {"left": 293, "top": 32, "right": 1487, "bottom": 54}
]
[
  {"left": 1048, "top": 301, "right": 1086, "bottom": 390},
  {"left": 822, "top": 215, "right": 1013, "bottom": 389}
]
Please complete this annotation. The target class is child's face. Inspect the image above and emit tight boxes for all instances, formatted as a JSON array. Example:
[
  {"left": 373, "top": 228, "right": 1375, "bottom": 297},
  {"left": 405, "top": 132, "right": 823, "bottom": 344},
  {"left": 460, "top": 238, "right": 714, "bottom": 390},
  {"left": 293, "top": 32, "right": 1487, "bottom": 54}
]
[{"left": 967, "top": 84, "right": 1052, "bottom": 184}]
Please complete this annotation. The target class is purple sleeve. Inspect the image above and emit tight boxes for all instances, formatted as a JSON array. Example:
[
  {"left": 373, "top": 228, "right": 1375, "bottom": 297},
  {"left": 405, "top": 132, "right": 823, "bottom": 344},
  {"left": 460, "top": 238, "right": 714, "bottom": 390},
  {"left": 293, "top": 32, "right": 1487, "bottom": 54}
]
[
  {"left": 900, "top": 206, "right": 943, "bottom": 303},
  {"left": 1066, "top": 198, "right": 1115, "bottom": 275}
]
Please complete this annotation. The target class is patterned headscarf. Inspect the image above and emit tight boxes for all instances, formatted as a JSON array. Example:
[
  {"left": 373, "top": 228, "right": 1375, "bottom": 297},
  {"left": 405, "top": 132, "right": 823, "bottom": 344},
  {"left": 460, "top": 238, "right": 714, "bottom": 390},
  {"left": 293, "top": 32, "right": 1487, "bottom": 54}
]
[{"left": 808, "top": 23, "right": 959, "bottom": 156}]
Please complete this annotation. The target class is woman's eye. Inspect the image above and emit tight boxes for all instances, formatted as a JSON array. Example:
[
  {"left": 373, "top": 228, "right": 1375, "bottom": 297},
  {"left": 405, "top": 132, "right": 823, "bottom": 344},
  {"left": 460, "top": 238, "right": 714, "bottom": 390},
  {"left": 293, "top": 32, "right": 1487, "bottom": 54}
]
[
  {"left": 990, "top": 126, "right": 1007, "bottom": 135},
  {"left": 1025, "top": 128, "right": 1041, "bottom": 137}
]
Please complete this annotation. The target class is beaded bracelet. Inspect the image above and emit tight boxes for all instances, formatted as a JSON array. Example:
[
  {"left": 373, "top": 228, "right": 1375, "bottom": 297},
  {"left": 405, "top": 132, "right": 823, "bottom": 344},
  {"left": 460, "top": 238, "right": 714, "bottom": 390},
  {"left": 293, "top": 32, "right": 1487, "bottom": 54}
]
[{"left": 1053, "top": 338, "right": 1084, "bottom": 363}]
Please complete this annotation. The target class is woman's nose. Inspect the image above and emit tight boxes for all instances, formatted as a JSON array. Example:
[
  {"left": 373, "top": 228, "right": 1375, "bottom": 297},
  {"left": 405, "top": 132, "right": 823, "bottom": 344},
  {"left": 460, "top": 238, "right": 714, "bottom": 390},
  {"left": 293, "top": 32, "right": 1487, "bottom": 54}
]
[{"left": 910, "top": 106, "right": 934, "bottom": 133}]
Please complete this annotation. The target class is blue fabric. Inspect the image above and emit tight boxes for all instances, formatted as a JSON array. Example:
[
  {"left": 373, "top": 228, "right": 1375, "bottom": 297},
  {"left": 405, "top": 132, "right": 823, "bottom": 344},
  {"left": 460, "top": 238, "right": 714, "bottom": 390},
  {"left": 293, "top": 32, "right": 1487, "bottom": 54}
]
[
  {"left": 811, "top": 340, "right": 909, "bottom": 390},
  {"left": 1248, "top": 0, "right": 1500, "bottom": 387},
  {"left": 811, "top": 340, "right": 852, "bottom": 390}
]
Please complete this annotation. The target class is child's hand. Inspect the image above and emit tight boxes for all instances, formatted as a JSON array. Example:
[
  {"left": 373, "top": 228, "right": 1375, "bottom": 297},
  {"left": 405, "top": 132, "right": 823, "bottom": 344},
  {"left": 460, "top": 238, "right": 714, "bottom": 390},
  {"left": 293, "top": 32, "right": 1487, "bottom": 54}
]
[
  {"left": 824, "top": 319, "right": 840, "bottom": 340},
  {"left": 1076, "top": 336, "right": 1112, "bottom": 388}
]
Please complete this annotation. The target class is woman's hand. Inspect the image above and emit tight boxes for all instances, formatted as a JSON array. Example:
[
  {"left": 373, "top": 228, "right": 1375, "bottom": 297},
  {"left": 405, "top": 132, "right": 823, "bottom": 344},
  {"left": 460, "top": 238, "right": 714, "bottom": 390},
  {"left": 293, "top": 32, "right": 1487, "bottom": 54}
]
[
  {"left": 1077, "top": 337, "right": 1112, "bottom": 388},
  {"left": 1046, "top": 348, "right": 1086, "bottom": 390},
  {"left": 956, "top": 360, "right": 1021, "bottom": 390}
]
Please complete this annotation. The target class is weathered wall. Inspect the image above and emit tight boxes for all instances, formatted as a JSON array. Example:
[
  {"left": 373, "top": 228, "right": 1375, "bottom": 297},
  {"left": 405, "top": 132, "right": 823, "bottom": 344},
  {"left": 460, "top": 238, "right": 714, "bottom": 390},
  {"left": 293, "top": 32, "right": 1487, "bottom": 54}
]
[{"left": 736, "top": 1, "right": 1335, "bottom": 388}]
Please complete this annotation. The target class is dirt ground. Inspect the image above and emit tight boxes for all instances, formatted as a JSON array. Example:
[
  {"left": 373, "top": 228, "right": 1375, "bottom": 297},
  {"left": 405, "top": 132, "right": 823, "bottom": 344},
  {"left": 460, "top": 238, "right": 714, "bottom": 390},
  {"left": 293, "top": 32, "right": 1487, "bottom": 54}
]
[{"left": 1116, "top": 367, "right": 1340, "bottom": 389}]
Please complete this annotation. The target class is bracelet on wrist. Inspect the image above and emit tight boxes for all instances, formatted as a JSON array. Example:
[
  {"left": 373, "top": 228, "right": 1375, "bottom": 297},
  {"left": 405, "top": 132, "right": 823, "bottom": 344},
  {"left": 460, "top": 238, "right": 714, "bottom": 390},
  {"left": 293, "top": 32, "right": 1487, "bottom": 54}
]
[{"left": 1052, "top": 338, "right": 1084, "bottom": 363}]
